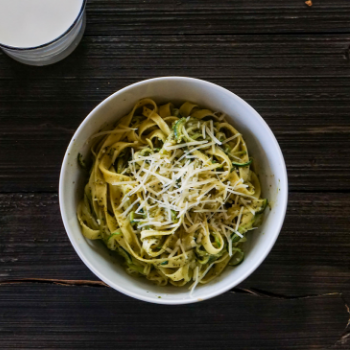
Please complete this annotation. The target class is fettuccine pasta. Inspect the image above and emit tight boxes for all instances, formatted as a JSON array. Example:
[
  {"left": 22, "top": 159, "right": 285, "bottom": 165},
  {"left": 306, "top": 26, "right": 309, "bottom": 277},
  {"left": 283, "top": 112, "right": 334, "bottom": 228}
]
[{"left": 77, "top": 99, "right": 267, "bottom": 292}]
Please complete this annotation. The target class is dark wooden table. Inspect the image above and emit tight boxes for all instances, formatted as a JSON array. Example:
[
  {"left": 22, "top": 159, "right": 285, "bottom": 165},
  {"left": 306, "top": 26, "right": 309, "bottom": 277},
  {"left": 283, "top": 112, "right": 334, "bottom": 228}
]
[{"left": 1, "top": 1, "right": 350, "bottom": 349}]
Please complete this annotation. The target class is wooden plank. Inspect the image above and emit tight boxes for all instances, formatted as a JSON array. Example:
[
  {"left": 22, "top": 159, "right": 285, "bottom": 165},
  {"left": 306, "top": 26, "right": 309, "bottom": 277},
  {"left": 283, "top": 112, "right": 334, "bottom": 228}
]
[
  {"left": 241, "top": 192, "right": 350, "bottom": 296},
  {"left": 1, "top": 35, "right": 350, "bottom": 192},
  {"left": 1, "top": 115, "right": 349, "bottom": 192},
  {"left": 1, "top": 192, "right": 350, "bottom": 297},
  {"left": 3, "top": 34, "right": 350, "bottom": 80},
  {"left": 83, "top": 0, "right": 350, "bottom": 35},
  {"left": 0, "top": 284, "right": 348, "bottom": 350}
]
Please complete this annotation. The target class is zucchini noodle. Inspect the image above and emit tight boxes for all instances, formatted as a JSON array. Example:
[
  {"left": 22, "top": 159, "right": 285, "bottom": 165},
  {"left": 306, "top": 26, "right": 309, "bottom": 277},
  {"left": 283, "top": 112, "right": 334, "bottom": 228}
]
[{"left": 77, "top": 99, "right": 267, "bottom": 290}]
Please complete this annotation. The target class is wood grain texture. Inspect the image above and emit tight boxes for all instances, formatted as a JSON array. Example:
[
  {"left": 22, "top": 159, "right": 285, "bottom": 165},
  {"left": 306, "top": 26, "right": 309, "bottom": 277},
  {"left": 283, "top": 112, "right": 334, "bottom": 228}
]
[
  {"left": 0, "top": 284, "right": 348, "bottom": 350},
  {"left": 1, "top": 35, "right": 350, "bottom": 192},
  {"left": 84, "top": 0, "right": 350, "bottom": 35},
  {"left": 1, "top": 2, "right": 350, "bottom": 348},
  {"left": 1, "top": 192, "right": 350, "bottom": 297}
]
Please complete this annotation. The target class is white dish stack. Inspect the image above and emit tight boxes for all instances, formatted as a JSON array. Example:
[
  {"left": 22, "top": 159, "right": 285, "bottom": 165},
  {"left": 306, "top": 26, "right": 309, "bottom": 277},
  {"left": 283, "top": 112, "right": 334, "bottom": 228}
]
[{"left": 0, "top": 0, "right": 86, "bottom": 65}]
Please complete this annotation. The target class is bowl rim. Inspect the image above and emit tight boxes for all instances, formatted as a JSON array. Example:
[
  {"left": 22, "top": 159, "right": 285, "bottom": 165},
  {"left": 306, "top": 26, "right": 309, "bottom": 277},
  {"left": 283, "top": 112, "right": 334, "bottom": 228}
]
[{"left": 59, "top": 76, "right": 288, "bottom": 305}]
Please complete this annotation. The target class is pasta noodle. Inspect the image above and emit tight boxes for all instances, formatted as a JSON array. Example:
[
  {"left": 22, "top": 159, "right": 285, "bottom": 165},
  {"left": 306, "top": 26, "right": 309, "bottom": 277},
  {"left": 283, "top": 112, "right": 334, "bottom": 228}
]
[{"left": 77, "top": 99, "right": 267, "bottom": 290}]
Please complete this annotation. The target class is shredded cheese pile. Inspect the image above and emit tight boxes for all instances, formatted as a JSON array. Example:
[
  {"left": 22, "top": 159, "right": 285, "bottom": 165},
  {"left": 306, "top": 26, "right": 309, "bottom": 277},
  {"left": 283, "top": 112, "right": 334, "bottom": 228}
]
[{"left": 77, "top": 99, "right": 267, "bottom": 292}]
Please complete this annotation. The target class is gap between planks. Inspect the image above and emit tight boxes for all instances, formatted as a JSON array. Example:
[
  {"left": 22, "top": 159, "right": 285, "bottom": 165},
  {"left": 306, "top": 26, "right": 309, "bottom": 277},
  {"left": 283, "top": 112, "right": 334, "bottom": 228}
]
[{"left": 0, "top": 277, "right": 345, "bottom": 300}]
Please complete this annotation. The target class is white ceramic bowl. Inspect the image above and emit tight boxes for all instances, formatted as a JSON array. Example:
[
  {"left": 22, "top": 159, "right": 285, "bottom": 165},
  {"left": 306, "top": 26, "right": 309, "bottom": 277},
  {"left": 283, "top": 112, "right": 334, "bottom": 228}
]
[{"left": 59, "top": 77, "right": 288, "bottom": 305}]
